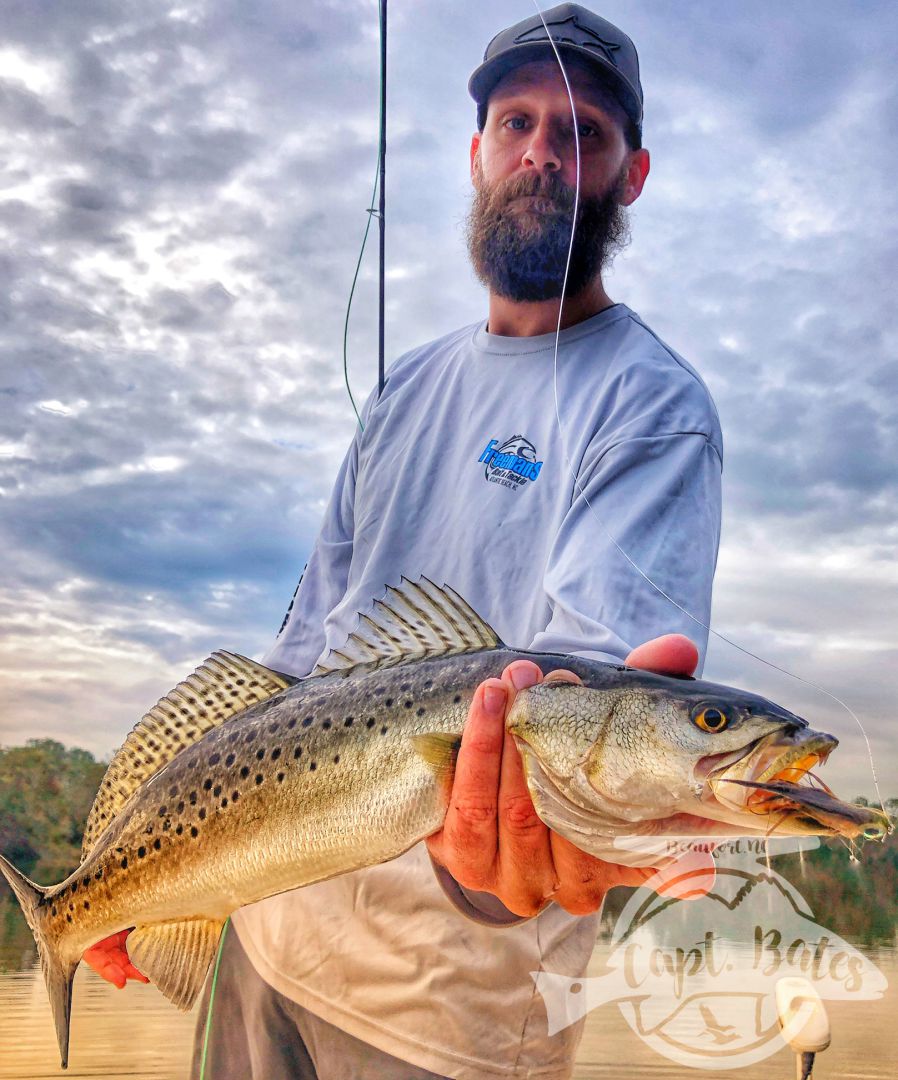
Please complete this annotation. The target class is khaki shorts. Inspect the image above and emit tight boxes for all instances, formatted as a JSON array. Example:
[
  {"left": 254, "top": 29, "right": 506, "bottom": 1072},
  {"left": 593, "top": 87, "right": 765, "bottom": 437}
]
[{"left": 191, "top": 924, "right": 450, "bottom": 1080}]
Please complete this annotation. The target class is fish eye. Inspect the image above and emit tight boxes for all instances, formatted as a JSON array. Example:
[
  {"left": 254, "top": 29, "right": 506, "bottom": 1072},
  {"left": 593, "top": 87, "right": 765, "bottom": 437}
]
[{"left": 692, "top": 705, "right": 730, "bottom": 733}]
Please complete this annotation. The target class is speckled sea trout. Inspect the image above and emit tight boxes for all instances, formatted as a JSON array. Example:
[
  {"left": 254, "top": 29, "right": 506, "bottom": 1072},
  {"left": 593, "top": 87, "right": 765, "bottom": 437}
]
[{"left": 0, "top": 579, "right": 889, "bottom": 1068}]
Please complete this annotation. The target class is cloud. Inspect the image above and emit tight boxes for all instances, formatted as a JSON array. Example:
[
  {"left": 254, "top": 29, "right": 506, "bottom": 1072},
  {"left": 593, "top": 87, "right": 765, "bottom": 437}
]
[{"left": 0, "top": 1, "right": 894, "bottom": 805}]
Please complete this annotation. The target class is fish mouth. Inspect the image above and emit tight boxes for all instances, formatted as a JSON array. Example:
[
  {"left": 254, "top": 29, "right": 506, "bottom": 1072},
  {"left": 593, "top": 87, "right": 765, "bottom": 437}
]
[{"left": 702, "top": 730, "right": 891, "bottom": 841}]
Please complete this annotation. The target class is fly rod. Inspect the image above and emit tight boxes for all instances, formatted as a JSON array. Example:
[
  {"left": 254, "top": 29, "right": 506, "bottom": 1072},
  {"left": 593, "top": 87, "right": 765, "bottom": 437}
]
[{"left": 377, "top": 0, "right": 387, "bottom": 396}]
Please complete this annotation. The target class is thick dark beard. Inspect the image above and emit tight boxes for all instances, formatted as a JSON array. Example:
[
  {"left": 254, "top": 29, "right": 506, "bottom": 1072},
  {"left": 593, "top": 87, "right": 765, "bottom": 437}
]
[{"left": 465, "top": 164, "right": 630, "bottom": 302}]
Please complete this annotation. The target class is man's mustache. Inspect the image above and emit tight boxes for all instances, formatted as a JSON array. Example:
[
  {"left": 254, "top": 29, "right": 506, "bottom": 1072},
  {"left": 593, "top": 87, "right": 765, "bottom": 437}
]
[{"left": 490, "top": 173, "right": 576, "bottom": 214}]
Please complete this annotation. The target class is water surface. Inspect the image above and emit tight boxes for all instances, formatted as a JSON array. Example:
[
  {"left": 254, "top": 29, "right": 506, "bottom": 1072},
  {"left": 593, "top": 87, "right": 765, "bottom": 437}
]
[{"left": 2, "top": 945, "right": 895, "bottom": 1078}]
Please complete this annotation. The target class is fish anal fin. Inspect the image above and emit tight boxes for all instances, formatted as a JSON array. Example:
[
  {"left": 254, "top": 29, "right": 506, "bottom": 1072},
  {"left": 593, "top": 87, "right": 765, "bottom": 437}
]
[
  {"left": 312, "top": 577, "right": 501, "bottom": 677},
  {"left": 82, "top": 653, "right": 298, "bottom": 859},
  {"left": 128, "top": 918, "right": 226, "bottom": 1011}
]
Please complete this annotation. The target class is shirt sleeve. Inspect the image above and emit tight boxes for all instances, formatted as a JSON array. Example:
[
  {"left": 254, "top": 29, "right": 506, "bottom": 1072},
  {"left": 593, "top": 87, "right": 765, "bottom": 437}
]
[
  {"left": 429, "top": 856, "right": 536, "bottom": 928},
  {"left": 262, "top": 429, "right": 363, "bottom": 678},
  {"left": 528, "top": 430, "right": 723, "bottom": 673}
]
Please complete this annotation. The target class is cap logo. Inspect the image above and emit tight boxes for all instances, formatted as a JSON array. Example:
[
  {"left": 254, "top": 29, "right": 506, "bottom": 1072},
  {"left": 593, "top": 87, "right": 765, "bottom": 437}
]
[{"left": 513, "top": 14, "right": 621, "bottom": 67}]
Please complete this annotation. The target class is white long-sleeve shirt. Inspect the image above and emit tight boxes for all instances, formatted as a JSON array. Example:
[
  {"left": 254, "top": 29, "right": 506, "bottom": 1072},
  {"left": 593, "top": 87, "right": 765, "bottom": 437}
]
[{"left": 234, "top": 303, "right": 723, "bottom": 1078}]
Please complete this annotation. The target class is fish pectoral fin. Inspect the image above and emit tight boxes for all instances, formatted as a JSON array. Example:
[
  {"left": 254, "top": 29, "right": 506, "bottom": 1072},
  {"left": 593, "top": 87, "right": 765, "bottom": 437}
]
[
  {"left": 128, "top": 917, "right": 226, "bottom": 1010},
  {"left": 411, "top": 733, "right": 461, "bottom": 779}
]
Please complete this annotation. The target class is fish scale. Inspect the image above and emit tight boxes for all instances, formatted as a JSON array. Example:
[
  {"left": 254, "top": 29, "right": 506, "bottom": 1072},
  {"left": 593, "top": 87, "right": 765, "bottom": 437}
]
[
  {"left": 41, "top": 654, "right": 476, "bottom": 953},
  {"left": 54, "top": 654, "right": 483, "bottom": 960},
  {"left": 0, "top": 578, "right": 889, "bottom": 1070}
]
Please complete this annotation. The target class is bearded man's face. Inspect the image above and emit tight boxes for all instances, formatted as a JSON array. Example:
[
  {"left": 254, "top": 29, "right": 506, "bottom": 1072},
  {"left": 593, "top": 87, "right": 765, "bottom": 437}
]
[{"left": 466, "top": 155, "right": 630, "bottom": 303}]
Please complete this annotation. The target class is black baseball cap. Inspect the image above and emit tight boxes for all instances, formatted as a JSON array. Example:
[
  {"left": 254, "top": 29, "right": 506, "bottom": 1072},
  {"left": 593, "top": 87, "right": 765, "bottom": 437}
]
[{"left": 468, "top": 4, "right": 643, "bottom": 142}]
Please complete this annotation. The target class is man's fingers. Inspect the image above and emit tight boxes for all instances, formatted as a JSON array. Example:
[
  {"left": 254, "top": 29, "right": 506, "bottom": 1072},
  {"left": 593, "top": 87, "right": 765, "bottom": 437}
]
[
  {"left": 82, "top": 930, "right": 149, "bottom": 988},
  {"left": 625, "top": 634, "right": 698, "bottom": 677},
  {"left": 491, "top": 662, "right": 581, "bottom": 915},
  {"left": 549, "top": 834, "right": 655, "bottom": 915},
  {"left": 123, "top": 959, "right": 151, "bottom": 984},
  {"left": 94, "top": 953, "right": 127, "bottom": 989},
  {"left": 429, "top": 677, "right": 507, "bottom": 890},
  {"left": 495, "top": 729, "right": 556, "bottom": 916},
  {"left": 83, "top": 937, "right": 125, "bottom": 986}
]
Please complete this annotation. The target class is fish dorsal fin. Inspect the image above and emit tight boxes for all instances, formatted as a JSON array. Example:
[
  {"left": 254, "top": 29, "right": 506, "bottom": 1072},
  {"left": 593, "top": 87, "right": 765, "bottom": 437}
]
[
  {"left": 81, "top": 652, "right": 297, "bottom": 859},
  {"left": 312, "top": 577, "right": 501, "bottom": 677},
  {"left": 128, "top": 918, "right": 226, "bottom": 1010}
]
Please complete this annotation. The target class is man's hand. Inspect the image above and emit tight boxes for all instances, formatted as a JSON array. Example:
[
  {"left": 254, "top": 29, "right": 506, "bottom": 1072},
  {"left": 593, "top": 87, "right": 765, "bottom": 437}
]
[
  {"left": 82, "top": 930, "right": 149, "bottom": 988},
  {"left": 625, "top": 633, "right": 699, "bottom": 677},
  {"left": 426, "top": 634, "right": 715, "bottom": 917}
]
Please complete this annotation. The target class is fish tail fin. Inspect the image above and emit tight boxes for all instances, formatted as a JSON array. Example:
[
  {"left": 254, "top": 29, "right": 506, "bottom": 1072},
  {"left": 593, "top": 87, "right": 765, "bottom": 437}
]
[{"left": 0, "top": 852, "right": 77, "bottom": 1069}]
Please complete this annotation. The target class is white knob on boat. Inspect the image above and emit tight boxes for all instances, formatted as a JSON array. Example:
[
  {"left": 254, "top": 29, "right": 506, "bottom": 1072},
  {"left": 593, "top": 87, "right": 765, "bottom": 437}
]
[
  {"left": 775, "top": 976, "right": 831, "bottom": 1052},
  {"left": 776, "top": 976, "right": 831, "bottom": 1079}
]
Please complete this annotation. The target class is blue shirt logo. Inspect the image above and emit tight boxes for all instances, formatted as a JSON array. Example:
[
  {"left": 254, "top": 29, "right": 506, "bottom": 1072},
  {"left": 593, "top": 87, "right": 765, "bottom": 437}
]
[{"left": 477, "top": 435, "right": 543, "bottom": 490}]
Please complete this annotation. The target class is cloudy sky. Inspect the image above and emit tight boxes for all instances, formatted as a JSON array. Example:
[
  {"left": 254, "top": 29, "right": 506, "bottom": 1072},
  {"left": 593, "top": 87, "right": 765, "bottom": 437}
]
[{"left": 0, "top": 0, "right": 895, "bottom": 800}]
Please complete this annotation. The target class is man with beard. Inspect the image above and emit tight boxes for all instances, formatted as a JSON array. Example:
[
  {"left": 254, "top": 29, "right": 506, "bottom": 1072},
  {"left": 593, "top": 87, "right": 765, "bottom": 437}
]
[{"left": 87, "top": 5, "right": 723, "bottom": 1078}]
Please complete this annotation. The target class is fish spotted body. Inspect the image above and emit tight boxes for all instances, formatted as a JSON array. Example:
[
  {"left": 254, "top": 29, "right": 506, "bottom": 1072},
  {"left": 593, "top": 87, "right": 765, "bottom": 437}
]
[{"left": 0, "top": 578, "right": 889, "bottom": 1069}]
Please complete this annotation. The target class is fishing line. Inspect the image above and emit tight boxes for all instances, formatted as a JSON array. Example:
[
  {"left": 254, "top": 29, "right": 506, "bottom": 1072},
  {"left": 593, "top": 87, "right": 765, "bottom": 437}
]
[
  {"left": 198, "top": 917, "right": 230, "bottom": 1080},
  {"left": 528, "top": 0, "right": 885, "bottom": 812},
  {"left": 342, "top": 0, "right": 388, "bottom": 431},
  {"left": 342, "top": 151, "right": 380, "bottom": 431}
]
